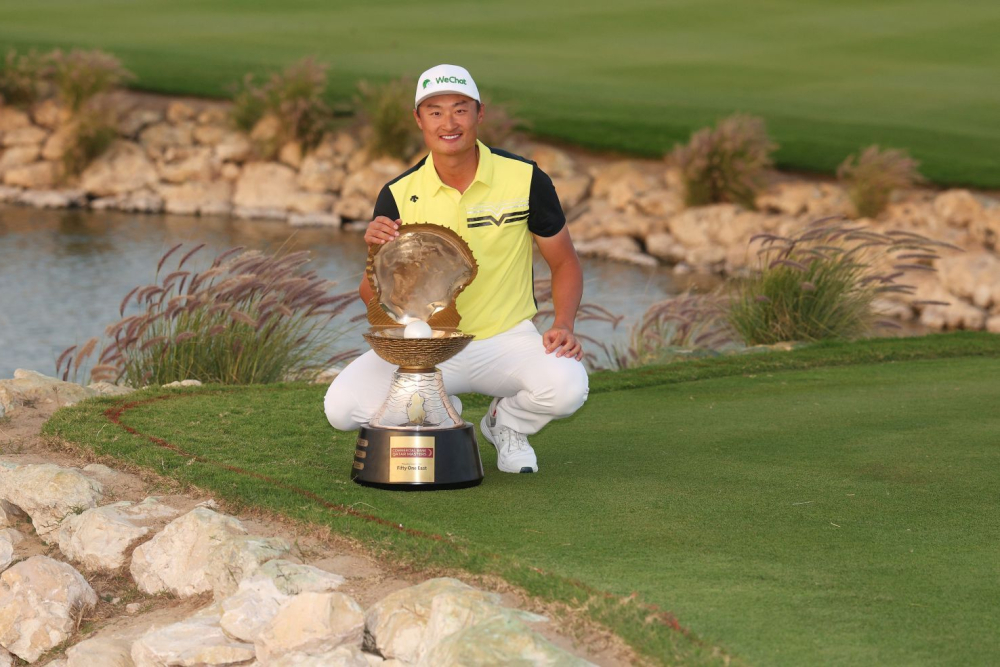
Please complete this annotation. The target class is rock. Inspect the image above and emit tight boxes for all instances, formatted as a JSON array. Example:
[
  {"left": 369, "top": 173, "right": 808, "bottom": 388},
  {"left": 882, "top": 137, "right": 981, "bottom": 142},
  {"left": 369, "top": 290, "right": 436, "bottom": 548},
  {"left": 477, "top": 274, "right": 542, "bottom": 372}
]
[
  {"left": 80, "top": 141, "right": 159, "bottom": 196},
  {"left": 590, "top": 161, "right": 654, "bottom": 203},
  {"left": 645, "top": 232, "right": 687, "bottom": 264},
  {"left": 568, "top": 199, "right": 658, "bottom": 240},
  {"left": 57, "top": 498, "right": 180, "bottom": 571},
  {"left": 126, "top": 602, "right": 142, "bottom": 614},
  {"left": 289, "top": 192, "right": 334, "bottom": 215},
  {"left": 41, "top": 123, "right": 76, "bottom": 161},
  {"left": 872, "top": 298, "right": 914, "bottom": 321},
  {"left": 255, "top": 592, "right": 365, "bottom": 663},
  {"left": 32, "top": 99, "right": 70, "bottom": 129},
  {"left": 919, "top": 298, "right": 986, "bottom": 331},
  {"left": 934, "top": 189, "right": 984, "bottom": 229},
  {"left": 0, "top": 145, "right": 41, "bottom": 174},
  {"left": 1, "top": 125, "right": 47, "bottom": 147},
  {"left": 158, "top": 180, "right": 233, "bottom": 216},
  {"left": 16, "top": 188, "right": 86, "bottom": 209},
  {"left": 2, "top": 161, "right": 59, "bottom": 188},
  {"left": 0, "top": 556, "right": 98, "bottom": 662},
  {"left": 251, "top": 114, "right": 283, "bottom": 146},
  {"left": 279, "top": 140, "right": 304, "bottom": 168},
  {"left": 158, "top": 146, "right": 217, "bottom": 183},
  {"left": 418, "top": 615, "right": 592, "bottom": 667},
  {"left": 131, "top": 605, "right": 256, "bottom": 667},
  {"left": 341, "top": 158, "right": 407, "bottom": 201},
  {"left": 258, "top": 559, "right": 347, "bottom": 596},
  {"left": 163, "top": 379, "right": 202, "bottom": 387},
  {"left": 233, "top": 162, "right": 299, "bottom": 212},
  {"left": 0, "top": 369, "right": 97, "bottom": 416},
  {"left": 289, "top": 212, "right": 342, "bottom": 228},
  {"left": 66, "top": 636, "right": 133, "bottom": 667},
  {"left": 756, "top": 181, "right": 849, "bottom": 217},
  {"left": 937, "top": 252, "right": 1000, "bottom": 308},
  {"left": 333, "top": 194, "right": 376, "bottom": 223},
  {"left": 314, "top": 132, "right": 359, "bottom": 165},
  {"left": 193, "top": 124, "right": 226, "bottom": 146},
  {"left": 0, "top": 185, "right": 21, "bottom": 203},
  {"left": 206, "top": 534, "right": 291, "bottom": 598},
  {"left": 91, "top": 188, "right": 165, "bottom": 214},
  {"left": 0, "top": 529, "right": 24, "bottom": 547},
  {"left": 365, "top": 577, "right": 542, "bottom": 665},
  {"left": 634, "top": 189, "right": 682, "bottom": 219},
  {"left": 0, "top": 463, "right": 103, "bottom": 538},
  {"left": 220, "top": 162, "right": 241, "bottom": 181},
  {"left": 166, "top": 101, "right": 196, "bottom": 123},
  {"left": 86, "top": 381, "right": 136, "bottom": 396},
  {"left": 0, "top": 532, "right": 14, "bottom": 571},
  {"left": 198, "top": 107, "right": 229, "bottom": 125},
  {"left": 139, "top": 122, "right": 194, "bottom": 159},
  {"left": 0, "top": 646, "right": 12, "bottom": 667},
  {"left": 986, "top": 315, "right": 1000, "bottom": 333},
  {"left": 119, "top": 108, "right": 164, "bottom": 138},
  {"left": 551, "top": 174, "right": 590, "bottom": 212},
  {"left": 0, "top": 501, "right": 26, "bottom": 528},
  {"left": 269, "top": 645, "right": 370, "bottom": 667},
  {"left": 529, "top": 145, "right": 576, "bottom": 178},
  {"left": 214, "top": 131, "right": 253, "bottom": 163},
  {"left": 298, "top": 156, "right": 345, "bottom": 193},
  {"left": 0, "top": 107, "right": 31, "bottom": 133},
  {"left": 220, "top": 576, "right": 289, "bottom": 643},
  {"left": 574, "top": 236, "right": 658, "bottom": 267}
]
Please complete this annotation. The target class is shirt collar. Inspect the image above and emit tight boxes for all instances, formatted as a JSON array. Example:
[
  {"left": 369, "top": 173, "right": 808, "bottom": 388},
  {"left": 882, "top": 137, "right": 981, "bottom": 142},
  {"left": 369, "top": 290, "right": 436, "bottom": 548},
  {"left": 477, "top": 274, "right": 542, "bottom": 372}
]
[{"left": 424, "top": 140, "right": 493, "bottom": 193}]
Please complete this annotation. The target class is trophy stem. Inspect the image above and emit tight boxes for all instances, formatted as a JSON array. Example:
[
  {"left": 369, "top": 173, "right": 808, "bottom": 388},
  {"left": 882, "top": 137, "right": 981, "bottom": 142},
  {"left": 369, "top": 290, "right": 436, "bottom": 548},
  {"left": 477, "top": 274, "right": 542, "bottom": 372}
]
[{"left": 368, "top": 368, "right": 464, "bottom": 430}]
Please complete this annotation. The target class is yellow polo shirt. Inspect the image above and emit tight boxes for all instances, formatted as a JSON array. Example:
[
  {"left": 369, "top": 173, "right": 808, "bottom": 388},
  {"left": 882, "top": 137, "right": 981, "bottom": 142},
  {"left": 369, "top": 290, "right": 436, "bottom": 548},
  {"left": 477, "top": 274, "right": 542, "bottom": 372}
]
[{"left": 373, "top": 141, "right": 565, "bottom": 339}]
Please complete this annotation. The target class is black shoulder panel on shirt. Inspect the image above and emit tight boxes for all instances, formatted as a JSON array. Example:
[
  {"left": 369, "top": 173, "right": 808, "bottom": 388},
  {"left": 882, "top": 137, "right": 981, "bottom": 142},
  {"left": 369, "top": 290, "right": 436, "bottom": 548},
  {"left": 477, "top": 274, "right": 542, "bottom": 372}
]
[
  {"left": 486, "top": 145, "right": 534, "bottom": 166},
  {"left": 384, "top": 155, "right": 427, "bottom": 187},
  {"left": 527, "top": 163, "right": 566, "bottom": 238},
  {"left": 372, "top": 156, "right": 427, "bottom": 220}
]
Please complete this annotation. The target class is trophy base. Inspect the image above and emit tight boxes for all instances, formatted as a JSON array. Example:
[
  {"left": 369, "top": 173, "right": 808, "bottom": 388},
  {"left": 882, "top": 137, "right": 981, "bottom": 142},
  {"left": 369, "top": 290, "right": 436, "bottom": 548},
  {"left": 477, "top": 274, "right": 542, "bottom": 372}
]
[{"left": 352, "top": 424, "right": 484, "bottom": 490}]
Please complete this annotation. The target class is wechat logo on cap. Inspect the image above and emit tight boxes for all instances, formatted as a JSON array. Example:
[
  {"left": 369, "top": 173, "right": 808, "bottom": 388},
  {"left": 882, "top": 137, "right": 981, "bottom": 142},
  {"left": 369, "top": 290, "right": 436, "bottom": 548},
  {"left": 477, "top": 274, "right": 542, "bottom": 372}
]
[{"left": 422, "top": 79, "right": 431, "bottom": 89}]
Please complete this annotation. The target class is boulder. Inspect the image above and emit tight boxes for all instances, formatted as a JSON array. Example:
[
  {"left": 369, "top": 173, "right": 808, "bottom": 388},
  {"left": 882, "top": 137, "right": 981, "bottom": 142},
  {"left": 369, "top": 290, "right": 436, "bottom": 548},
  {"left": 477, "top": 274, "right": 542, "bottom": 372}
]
[
  {"left": 269, "top": 645, "right": 371, "bottom": 667},
  {"left": 756, "top": 181, "right": 849, "bottom": 217},
  {"left": 289, "top": 192, "right": 334, "bottom": 215},
  {"left": 0, "top": 145, "right": 41, "bottom": 174},
  {"left": 341, "top": 158, "right": 407, "bottom": 201},
  {"left": 418, "top": 615, "right": 592, "bottom": 667},
  {"left": 193, "top": 124, "right": 226, "bottom": 146},
  {"left": 31, "top": 99, "right": 70, "bottom": 129},
  {"left": 937, "top": 252, "right": 1000, "bottom": 309},
  {"left": 220, "top": 162, "right": 241, "bottom": 181},
  {"left": 41, "top": 123, "right": 76, "bottom": 161},
  {"left": 158, "top": 181, "right": 233, "bottom": 216},
  {"left": 205, "top": 534, "right": 291, "bottom": 598},
  {"left": 574, "top": 237, "right": 658, "bottom": 267},
  {"left": 0, "top": 186, "right": 21, "bottom": 203},
  {"left": 166, "top": 101, "right": 196, "bottom": 123},
  {"left": 528, "top": 145, "right": 576, "bottom": 178},
  {"left": 17, "top": 188, "right": 86, "bottom": 209},
  {"left": 590, "top": 162, "right": 654, "bottom": 202},
  {"left": 0, "top": 107, "right": 31, "bottom": 133},
  {"left": 314, "top": 132, "right": 359, "bottom": 165},
  {"left": 80, "top": 141, "right": 159, "bottom": 197},
  {"left": 0, "top": 532, "right": 14, "bottom": 571},
  {"left": 131, "top": 605, "right": 256, "bottom": 667},
  {"left": 0, "top": 646, "right": 12, "bottom": 667},
  {"left": 1, "top": 125, "right": 48, "bottom": 147},
  {"left": 365, "top": 577, "right": 543, "bottom": 665},
  {"left": 57, "top": 498, "right": 180, "bottom": 571},
  {"left": 279, "top": 140, "right": 304, "bottom": 168},
  {"left": 158, "top": 146, "right": 217, "bottom": 183},
  {"left": 634, "top": 189, "right": 682, "bottom": 219},
  {"left": 986, "top": 315, "right": 1000, "bottom": 334},
  {"left": 250, "top": 114, "right": 283, "bottom": 147},
  {"left": 214, "top": 131, "right": 253, "bottom": 163},
  {"left": 2, "top": 161, "right": 59, "bottom": 189},
  {"left": 298, "top": 156, "right": 345, "bottom": 193},
  {"left": 255, "top": 592, "right": 365, "bottom": 663},
  {"left": 91, "top": 188, "right": 165, "bottom": 214},
  {"left": 86, "top": 381, "right": 136, "bottom": 397},
  {"left": 0, "top": 463, "right": 103, "bottom": 539},
  {"left": 233, "top": 162, "right": 298, "bottom": 211},
  {"left": 551, "top": 174, "right": 590, "bottom": 212},
  {"left": 118, "top": 108, "right": 163, "bottom": 138},
  {"left": 66, "top": 636, "right": 133, "bottom": 667},
  {"left": 0, "top": 556, "right": 98, "bottom": 662},
  {"left": 333, "top": 194, "right": 376, "bottom": 223},
  {"left": 289, "top": 212, "right": 342, "bottom": 228},
  {"left": 934, "top": 189, "right": 984, "bottom": 229},
  {"left": 0, "top": 369, "right": 97, "bottom": 416},
  {"left": 645, "top": 232, "right": 687, "bottom": 264},
  {"left": 139, "top": 121, "right": 194, "bottom": 159},
  {"left": 0, "top": 501, "right": 26, "bottom": 528}
]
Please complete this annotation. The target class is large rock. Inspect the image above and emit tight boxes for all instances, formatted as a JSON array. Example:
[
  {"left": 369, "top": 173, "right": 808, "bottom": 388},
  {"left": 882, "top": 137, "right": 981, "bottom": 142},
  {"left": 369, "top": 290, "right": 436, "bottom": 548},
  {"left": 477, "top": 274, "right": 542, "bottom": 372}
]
[
  {"left": 0, "top": 502, "right": 26, "bottom": 528},
  {"left": 130, "top": 507, "right": 288, "bottom": 598},
  {"left": 0, "top": 107, "right": 31, "bottom": 133},
  {"left": 158, "top": 181, "right": 233, "bottom": 216},
  {"left": 0, "top": 556, "right": 98, "bottom": 662},
  {"left": 1, "top": 125, "right": 47, "bottom": 147},
  {"left": 66, "top": 636, "right": 133, "bottom": 667},
  {"left": 2, "top": 161, "right": 59, "bottom": 189},
  {"left": 131, "top": 604, "right": 255, "bottom": 667},
  {"left": 214, "top": 131, "right": 253, "bottom": 163},
  {"left": 341, "top": 158, "right": 407, "bottom": 201},
  {"left": 551, "top": 175, "right": 591, "bottom": 212},
  {"left": 80, "top": 141, "right": 159, "bottom": 197},
  {"left": 158, "top": 146, "right": 217, "bottom": 183},
  {"left": 119, "top": 108, "right": 164, "bottom": 138},
  {"left": 233, "top": 162, "right": 298, "bottom": 212},
  {"left": 568, "top": 199, "right": 658, "bottom": 241},
  {"left": 365, "top": 578, "right": 543, "bottom": 665},
  {"left": 270, "top": 645, "right": 371, "bottom": 667},
  {"left": 0, "top": 145, "right": 41, "bottom": 174},
  {"left": 298, "top": 155, "right": 345, "bottom": 193},
  {"left": 255, "top": 592, "right": 365, "bottom": 663},
  {"left": 139, "top": 122, "right": 194, "bottom": 160},
  {"left": 645, "top": 231, "right": 687, "bottom": 264},
  {"left": 0, "top": 646, "right": 12, "bottom": 667},
  {"left": 934, "top": 189, "right": 984, "bottom": 229},
  {"left": 756, "top": 181, "right": 849, "bottom": 217},
  {"left": 57, "top": 498, "right": 180, "bottom": 571},
  {"left": 314, "top": 132, "right": 359, "bottom": 165},
  {"left": 0, "top": 369, "right": 96, "bottom": 416},
  {"left": 418, "top": 615, "right": 592, "bottom": 666},
  {"left": 193, "top": 124, "right": 226, "bottom": 146},
  {"left": 574, "top": 236, "right": 657, "bottom": 267},
  {"left": 17, "top": 188, "right": 86, "bottom": 209},
  {"left": 0, "top": 532, "right": 14, "bottom": 572},
  {"left": 32, "top": 99, "right": 70, "bottom": 129},
  {"left": 937, "top": 252, "right": 1000, "bottom": 309},
  {"left": 0, "top": 463, "right": 103, "bottom": 539},
  {"left": 91, "top": 188, "right": 165, "bottom": 214},
  {"left": 528, "top": 145, "right": 576, "bottom": 178}
]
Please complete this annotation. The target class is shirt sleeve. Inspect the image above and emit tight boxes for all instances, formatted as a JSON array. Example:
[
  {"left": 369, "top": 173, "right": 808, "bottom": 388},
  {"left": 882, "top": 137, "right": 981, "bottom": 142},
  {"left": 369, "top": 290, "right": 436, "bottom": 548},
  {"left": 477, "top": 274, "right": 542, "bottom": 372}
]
[
  {"left": 372, "top": 184, "right": 400, "bottom": 221},
  {"left": 527, "top": 164, "right": 566, "bottom": 237}
]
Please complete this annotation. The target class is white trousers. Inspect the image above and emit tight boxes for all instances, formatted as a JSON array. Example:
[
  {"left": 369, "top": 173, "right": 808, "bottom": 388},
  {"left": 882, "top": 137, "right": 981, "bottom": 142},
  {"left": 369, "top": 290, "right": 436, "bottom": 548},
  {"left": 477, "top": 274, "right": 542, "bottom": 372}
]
[{"left": 324, "top": 320, "right": 589, "bottom": 435}]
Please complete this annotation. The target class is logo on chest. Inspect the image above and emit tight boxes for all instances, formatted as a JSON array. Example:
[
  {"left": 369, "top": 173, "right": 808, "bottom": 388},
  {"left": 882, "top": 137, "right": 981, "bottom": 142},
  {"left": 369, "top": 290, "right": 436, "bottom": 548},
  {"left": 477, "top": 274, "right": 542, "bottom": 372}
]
[{"left": 466, "top": 198, "right": 529, "bottom": 229}]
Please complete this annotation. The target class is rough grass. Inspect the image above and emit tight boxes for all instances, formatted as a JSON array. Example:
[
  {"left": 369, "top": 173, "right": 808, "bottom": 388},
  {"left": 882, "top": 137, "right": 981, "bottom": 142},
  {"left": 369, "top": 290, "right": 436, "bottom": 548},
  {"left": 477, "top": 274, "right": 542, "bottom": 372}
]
[
  {"left": 0, "top": 1, "right": 998, "bottom": 186},
  {"left": 44, "top": 332, "right": 1000, "bottom": 665}
]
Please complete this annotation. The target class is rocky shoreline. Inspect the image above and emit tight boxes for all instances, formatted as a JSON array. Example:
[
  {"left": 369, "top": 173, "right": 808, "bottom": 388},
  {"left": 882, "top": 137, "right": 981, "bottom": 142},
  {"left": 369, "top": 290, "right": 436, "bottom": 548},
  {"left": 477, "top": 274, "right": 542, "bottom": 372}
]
[{"left": 1, "top": 91, "right": 1000, "bottom": 333}]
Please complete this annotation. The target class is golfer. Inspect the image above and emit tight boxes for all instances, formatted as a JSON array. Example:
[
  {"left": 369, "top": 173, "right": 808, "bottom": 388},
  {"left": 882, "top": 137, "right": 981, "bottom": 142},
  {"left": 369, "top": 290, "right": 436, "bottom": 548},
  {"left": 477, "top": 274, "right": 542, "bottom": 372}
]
[{"left": 325, "top": 64, "right": 588, "bottom": 473}]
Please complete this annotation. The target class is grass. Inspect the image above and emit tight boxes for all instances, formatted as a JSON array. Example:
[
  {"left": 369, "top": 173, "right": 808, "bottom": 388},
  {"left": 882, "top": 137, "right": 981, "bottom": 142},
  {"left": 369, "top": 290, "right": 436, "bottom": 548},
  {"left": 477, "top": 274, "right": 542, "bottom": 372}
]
[
  {"left": 1, "top": 1, "right": 999, "bottom": 186},
  {"left": 44, "top": 332, "right": 1000, "bottom": 665}
]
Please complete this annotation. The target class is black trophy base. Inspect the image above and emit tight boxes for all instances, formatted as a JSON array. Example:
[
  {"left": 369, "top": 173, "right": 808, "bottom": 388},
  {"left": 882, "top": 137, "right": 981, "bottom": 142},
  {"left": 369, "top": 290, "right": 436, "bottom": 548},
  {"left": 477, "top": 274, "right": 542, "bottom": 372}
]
[{"left": 352, "top": 424, "right": 484, "bottom": 490}]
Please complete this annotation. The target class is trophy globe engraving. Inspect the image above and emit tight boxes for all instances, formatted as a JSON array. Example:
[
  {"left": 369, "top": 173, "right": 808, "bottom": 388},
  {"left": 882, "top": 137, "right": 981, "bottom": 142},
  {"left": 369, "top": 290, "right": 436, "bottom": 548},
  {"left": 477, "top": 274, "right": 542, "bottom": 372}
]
[{"left": 351, "top": 224, "right": 485, "bottom": 489}]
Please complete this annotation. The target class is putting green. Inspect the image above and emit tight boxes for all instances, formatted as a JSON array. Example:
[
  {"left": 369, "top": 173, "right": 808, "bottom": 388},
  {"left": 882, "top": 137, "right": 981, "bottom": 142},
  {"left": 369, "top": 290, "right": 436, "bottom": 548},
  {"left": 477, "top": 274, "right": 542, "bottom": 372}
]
[
  {"left": 45, "top": 341, "right": 1000, "bottom": 665},
  {"left": 1, "top": 0, "right": 999, "bottom": 185}
]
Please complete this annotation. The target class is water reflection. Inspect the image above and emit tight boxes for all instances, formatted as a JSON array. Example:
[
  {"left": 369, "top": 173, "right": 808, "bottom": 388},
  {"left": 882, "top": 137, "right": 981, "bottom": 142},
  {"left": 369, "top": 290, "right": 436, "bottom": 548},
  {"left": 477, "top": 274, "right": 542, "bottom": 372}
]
[{"left": 0, "top": 205, "right": 709, "bottom": 378}]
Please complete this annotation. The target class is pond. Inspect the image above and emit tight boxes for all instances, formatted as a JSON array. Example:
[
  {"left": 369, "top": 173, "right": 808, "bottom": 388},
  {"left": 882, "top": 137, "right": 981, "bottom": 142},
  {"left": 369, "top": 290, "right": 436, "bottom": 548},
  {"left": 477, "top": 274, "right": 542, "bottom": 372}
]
[{"left": 0, "top": 205, "right": 718, "bottom": 380}]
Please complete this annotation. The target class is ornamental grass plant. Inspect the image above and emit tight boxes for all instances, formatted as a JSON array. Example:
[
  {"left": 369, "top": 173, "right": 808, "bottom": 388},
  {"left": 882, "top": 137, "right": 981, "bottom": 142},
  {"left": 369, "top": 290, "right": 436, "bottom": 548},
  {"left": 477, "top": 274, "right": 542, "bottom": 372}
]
[
  {"left": 0, "top": 48, "right": 49, "bottom": 107},
  {"left": 728, "top": 217, "right": 955, "bottom": 345},
  {"left": 47, "top": 48, "right": 133, "bottom": 112},
  {"left": 838, "top": 145, "right": 923, "bottom": 218},
  {"left": 670, "top": 113, "right": 777, "bottom": 209},
  {"left": 58, "top": 245, "right": 361, "bottom": 386},
  {"left": 61, "top": 102, "right": 118, "bottom": 176},
  {"left": 355, "top": 76, "right": 422, "bottom": 161}
]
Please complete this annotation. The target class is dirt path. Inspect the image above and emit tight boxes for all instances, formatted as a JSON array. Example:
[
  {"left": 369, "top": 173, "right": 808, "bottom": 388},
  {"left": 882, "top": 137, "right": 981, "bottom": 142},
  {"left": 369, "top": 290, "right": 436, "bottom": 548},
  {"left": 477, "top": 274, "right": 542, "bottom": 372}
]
[{"left": 0, "top": 402, "right": 638, "bottom": 666}]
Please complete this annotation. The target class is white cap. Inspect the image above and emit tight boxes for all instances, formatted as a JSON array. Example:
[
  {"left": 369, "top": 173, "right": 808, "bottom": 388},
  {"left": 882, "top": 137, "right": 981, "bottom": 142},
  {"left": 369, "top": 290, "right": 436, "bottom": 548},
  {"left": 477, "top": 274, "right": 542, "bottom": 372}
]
[{"left": 415, "top": 64, "right": 480, "bottom": 109}]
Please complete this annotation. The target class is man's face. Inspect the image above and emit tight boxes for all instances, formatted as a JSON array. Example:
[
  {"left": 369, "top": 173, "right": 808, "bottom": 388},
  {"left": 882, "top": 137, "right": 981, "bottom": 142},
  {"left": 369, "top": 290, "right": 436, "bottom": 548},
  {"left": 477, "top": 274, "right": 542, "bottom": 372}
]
[{"left": 414, "top": 94, "right": 484, "bottom": 157}]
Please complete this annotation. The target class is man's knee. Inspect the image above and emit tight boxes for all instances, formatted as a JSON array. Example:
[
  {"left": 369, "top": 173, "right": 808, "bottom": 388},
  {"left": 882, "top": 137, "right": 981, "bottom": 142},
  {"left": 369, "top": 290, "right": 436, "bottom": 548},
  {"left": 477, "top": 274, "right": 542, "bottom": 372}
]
[{"left": 536, "top": 361, "right": 589, "bottom": 418}]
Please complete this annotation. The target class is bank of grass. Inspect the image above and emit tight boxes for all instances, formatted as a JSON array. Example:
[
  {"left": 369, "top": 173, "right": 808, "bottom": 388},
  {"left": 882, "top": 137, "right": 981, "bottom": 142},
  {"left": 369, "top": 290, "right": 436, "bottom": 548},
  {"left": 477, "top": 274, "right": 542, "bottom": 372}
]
[
  {"left": 1, "top": 0, "right": 999, "bottom": 186},
  {"left": 45, "top": 332, "right": 1000, "bottom": 665}
]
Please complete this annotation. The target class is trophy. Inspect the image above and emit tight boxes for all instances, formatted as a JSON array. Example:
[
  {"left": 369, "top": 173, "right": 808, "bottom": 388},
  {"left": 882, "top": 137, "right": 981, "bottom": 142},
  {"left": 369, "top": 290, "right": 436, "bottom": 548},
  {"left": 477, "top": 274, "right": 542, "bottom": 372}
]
[{"left": 351, "top": 224, "right": 484, "bottom": 489}]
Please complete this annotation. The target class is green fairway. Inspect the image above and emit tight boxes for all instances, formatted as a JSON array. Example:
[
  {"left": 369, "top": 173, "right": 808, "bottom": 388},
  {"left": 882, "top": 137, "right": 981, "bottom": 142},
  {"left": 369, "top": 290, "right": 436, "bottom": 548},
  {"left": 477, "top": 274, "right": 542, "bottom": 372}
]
[
  {"left": 45, "top": 334, "right": 1000, "bottom": 665},
  {"left": 2, "top": 1, "right": 999, "bottom": 186}
]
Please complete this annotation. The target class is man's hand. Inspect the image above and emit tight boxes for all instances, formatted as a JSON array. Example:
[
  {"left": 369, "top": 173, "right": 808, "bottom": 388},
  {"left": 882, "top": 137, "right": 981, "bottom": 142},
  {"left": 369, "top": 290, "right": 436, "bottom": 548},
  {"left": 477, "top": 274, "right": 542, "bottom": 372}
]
[
  {"left": 543, "top": 325, "right": 583, "bottom": 361},
  {"left": 365, "top": 216, "right": 401, "bottom": 245}
]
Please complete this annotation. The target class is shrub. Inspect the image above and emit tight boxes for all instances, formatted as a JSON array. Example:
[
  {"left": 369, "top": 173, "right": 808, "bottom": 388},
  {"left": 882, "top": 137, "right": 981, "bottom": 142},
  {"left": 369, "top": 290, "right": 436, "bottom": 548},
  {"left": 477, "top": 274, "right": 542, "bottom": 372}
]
[
  {"left": 0, "top": 48, "right": 50, "bottom": 107},
  {"left": 837, "top": 145, "right": 923, "bottom": 219},
  {"left": 728, "top": 217, "right": 955, "bottom": 345},
  {"left": 229, "top": 57, "right": 334, "bottom": 151},
  {"left": 612, "top": 294, "right": 734, "bottom": 368},
  {"left": 356, "top": 76, "right": 422, "bottom": 161},
  {"left": 58, "top": 245, "right": 362, "bottom": 386},
  {"left": 48, "top": 49, "right": 133, "bottom": 112},
  {"left": 477, "top": 97, "right": 527, "bottom": 149},
  {"left": 61, "top": 103, "right": 118, "bottom": 176},
  {"left": 670, "top": 114, "right": 777, "bottom": 209}
]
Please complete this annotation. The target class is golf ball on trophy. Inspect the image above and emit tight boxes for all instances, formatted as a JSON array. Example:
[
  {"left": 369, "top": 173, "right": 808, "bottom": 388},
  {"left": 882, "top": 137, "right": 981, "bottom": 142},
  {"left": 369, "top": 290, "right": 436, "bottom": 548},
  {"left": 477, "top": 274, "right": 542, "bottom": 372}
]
[{"left": 403, "top": 320, "right": 433, "bottom": 339}]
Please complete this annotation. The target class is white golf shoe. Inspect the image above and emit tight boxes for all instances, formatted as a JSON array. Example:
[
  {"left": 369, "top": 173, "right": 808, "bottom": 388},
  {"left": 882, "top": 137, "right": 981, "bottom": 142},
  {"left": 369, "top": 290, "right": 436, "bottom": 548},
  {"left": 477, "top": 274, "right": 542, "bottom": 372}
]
[{"left": 479, "top": 397, "right": 538, "bottom": 473}]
